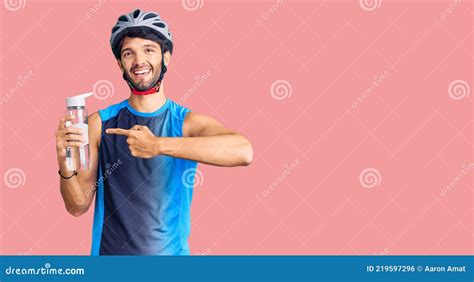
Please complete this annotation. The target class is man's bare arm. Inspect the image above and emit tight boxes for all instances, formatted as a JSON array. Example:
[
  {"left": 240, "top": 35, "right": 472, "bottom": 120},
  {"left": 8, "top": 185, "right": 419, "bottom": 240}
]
[
  {"left": 105, "top": 112, "right": 253, "bottom": 167},
  {"left": 56, "top": 112, "right": 101, "bottom": 216},
  {"left": 157, "top": 112, "right": 253, "bottom": 166}
]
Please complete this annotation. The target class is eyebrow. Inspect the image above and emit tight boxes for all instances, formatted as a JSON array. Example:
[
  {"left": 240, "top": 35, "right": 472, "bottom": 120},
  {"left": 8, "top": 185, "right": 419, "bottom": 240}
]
[
  {"left": 121, "top": 44, "right": 158, "bottom": 55},
  {"left": 142, "top": 44, "right": 158, "bottom": 49},
  {"left": 121, "top": 47, "right": 133, "bottom": 55}
]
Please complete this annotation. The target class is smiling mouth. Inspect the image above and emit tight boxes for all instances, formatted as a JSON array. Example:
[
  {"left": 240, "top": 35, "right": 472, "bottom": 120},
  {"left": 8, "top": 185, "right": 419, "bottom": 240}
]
[{"left": 132, "top": 69, "right": 151, "bottom": 79}]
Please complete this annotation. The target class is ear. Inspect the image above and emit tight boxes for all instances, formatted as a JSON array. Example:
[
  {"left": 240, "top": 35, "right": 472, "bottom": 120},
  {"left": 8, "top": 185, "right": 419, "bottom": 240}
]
[{"left": 163, "top": 51, "right": 171, "bottom": 68}]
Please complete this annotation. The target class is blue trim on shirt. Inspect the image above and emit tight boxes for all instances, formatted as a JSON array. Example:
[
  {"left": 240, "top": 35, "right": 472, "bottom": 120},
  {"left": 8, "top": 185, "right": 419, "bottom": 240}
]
[
  {"left": 90, "top": 164, "right": 104, "bottom": 256},
  {"left": 169, "top": 100, "right": 191, "bottom": 137},
  {"left": 126, "top": 98, "right": 170, "bottom": 117},
  {"left": 98, "top": 100, "right": 128, "bottom": 122}
]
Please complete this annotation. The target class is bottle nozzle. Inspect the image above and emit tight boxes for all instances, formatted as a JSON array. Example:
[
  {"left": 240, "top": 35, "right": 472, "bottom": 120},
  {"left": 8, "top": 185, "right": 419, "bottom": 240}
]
[{"left": 66, "top": 92, "right": 93, "bottom": 107}]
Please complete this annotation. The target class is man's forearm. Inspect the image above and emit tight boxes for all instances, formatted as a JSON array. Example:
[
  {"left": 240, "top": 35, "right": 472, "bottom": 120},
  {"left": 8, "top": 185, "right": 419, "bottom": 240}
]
[
  {"left": 58, "top": 160, "right": 90, "bottom": 216},
  {"left": 157, "top": 134, "right": 253, "bottom": 167}
]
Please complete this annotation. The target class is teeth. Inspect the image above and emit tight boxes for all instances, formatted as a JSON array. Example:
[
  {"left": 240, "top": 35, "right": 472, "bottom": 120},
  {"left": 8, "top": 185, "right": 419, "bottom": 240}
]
[{"left": 134, "top": 69, "right": 150, "bottom": 75}]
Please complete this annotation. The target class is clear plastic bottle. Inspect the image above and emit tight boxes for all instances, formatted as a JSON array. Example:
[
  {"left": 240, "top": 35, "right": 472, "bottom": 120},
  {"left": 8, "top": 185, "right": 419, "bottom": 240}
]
[{"left": 65, "top": 92, "right": 93, "bottom": 170}]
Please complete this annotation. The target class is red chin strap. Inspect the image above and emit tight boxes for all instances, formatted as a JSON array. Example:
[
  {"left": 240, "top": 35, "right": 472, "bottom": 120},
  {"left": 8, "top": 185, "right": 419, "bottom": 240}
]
[{"left": 131, "top": 80, "right": 162, "bottom": 95}]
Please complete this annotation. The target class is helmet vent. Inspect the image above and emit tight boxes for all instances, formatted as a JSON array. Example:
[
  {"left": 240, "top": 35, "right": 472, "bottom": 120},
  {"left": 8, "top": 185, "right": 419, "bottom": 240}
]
[
  {"left": 132, "top": 9, "right": 140, "bottom": 18},
  {"left": 143, "top": 13, "right": 158, "bottom": 20},
  {"left": 153, "top": 22, "right": 165, "bottom": 28}
]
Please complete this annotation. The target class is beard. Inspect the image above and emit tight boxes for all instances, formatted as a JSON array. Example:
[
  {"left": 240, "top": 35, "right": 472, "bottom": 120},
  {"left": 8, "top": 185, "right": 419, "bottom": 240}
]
[{"left": 123, "top": 65, "right": 161, "bottom": 91}]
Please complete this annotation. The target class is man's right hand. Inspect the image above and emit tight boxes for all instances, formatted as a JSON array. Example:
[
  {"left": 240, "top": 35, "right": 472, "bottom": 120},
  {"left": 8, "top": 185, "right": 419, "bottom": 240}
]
[
  {"left": 56, "top": 112, "right": 101, "bottom": 217},
  {"left": 55, "top": 116, "right": 85, "bottom": 162}
]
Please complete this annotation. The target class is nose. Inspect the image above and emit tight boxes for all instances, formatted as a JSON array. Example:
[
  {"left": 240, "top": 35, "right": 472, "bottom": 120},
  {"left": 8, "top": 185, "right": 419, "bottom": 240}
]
[{"left": 133, "top": 50, "right": 147, "bottom": 66}]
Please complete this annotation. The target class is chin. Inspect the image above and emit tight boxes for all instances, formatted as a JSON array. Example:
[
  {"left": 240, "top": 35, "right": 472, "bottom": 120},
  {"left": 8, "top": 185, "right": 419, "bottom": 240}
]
[
  {"left": 130, "top": 80, "right": 151, "bottom": 90},
  {"left": 125, "top": 71, "right": 159, "bottom": 91},
  {"left": 143, "top": 83, "right": 156, "bottom": 90}
]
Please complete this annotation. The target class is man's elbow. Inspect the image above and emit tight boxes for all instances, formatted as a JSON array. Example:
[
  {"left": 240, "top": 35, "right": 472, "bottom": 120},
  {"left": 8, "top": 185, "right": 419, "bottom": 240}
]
[
  {"left": 66, "top": 203, "right": 89, "bottom": 217},
  {"left": 239, "top": 138, "right": 254, "bottom": 166}
]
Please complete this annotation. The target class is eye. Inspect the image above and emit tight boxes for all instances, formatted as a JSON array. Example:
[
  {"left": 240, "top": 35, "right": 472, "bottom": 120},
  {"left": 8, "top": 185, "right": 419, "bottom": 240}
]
[
  {"left": 122, "top": 51, "right": 131, "bottom": 58},
  {"left": 145, "top": 48, "right": 154, "bottom": 53}
]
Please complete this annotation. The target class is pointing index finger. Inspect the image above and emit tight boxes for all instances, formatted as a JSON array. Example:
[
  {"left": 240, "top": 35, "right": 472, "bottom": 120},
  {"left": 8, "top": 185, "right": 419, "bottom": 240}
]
[{"left": 106, "top": 128, "right": 131, "bottom": 136}]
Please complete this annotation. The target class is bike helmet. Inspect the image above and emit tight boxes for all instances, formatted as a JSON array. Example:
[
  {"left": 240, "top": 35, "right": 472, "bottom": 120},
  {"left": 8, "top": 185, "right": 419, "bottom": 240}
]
[{"left": 110, "top": 9, "right": 174, "bottom": 95}]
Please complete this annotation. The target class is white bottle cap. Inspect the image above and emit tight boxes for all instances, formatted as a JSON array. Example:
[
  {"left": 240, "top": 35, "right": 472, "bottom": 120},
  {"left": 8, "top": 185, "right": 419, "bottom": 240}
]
[{"left": 66, "top": 92, "right": 93, "bottom": 107}]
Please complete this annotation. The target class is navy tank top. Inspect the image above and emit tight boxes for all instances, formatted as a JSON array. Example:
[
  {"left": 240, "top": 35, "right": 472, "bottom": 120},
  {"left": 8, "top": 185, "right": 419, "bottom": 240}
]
[{"left": 90, "top": 98, "right": 198, "bottom": 255}]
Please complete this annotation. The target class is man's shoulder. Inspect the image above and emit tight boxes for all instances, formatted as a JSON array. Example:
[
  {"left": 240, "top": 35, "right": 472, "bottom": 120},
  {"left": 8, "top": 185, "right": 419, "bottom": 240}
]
[
  {"left": 89, "top": 112, "right": 101, "bottom": 123},
  {"left": 168, "top": 98, "right": 191, "bottom": 121},
  {"left": 87, "top": 112, "right": 102, "bottom": 146}
]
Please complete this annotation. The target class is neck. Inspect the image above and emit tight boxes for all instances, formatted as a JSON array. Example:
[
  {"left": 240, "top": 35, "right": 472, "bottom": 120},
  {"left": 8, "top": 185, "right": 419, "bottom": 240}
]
[{"left": 128, "top": 82, "right": 167, "bottom": 113}]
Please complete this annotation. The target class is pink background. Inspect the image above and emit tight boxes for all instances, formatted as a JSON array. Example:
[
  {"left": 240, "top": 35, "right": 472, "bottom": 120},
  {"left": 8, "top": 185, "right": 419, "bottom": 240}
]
[{"left": 1, "top": 0, "right": 472, "bottom": 255}]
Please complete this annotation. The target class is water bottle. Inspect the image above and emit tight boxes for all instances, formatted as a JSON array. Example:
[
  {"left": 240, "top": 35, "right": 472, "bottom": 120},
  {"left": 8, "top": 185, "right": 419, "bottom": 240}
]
[{"left": 65, "top": 92, "right": 93, "bottom": 171}]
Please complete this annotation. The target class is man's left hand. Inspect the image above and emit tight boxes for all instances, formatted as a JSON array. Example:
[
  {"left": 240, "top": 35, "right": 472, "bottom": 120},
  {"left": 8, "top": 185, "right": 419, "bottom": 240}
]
[{"left": 106, "top": 125, "right": 159, "bottom": 158}]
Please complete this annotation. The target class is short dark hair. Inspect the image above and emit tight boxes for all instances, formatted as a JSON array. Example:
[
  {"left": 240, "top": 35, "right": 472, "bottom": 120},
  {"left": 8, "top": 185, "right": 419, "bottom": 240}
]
[{"left": 112, "top": 26, "right": 173, "bottom": 59}]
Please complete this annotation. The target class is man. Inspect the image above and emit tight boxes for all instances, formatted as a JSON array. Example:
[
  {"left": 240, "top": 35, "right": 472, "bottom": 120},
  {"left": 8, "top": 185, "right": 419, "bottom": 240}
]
[{"left": 55, "top": 9, "right": 253, "bottom": 255}]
